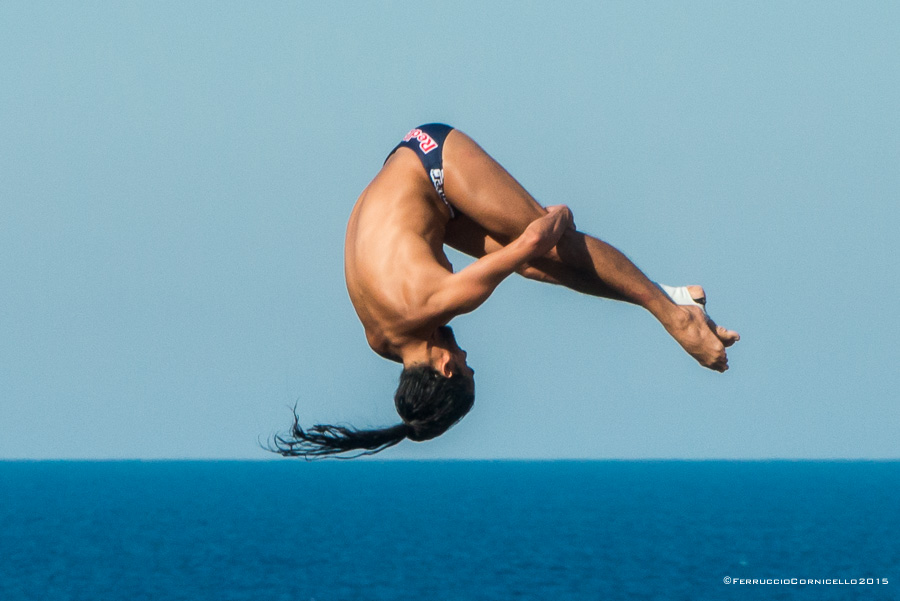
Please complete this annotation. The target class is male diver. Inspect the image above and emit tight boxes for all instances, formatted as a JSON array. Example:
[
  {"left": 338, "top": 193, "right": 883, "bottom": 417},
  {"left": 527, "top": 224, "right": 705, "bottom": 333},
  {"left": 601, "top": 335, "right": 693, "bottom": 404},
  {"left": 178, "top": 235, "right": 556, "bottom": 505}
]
[{"left": 272, "top": 124, "right": 739, "bottom": 458}]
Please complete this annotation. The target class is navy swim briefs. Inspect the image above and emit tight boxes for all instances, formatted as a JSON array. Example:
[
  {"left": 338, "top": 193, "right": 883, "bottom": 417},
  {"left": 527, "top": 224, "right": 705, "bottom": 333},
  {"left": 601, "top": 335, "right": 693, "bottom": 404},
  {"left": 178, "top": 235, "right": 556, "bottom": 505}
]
[{"left": 385, "top": 123, "right": 456, "bottom": 218}]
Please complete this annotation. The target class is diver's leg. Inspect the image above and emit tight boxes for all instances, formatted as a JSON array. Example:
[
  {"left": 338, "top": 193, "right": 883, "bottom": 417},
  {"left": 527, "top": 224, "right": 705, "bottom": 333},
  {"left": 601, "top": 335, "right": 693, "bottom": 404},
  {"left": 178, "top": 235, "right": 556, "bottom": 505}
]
[
  {"left": 443, "top": 129, "right": 673, "bottom": 310},
  {"left": 442, "top": 129, "right": 739, "bottom": 371}
]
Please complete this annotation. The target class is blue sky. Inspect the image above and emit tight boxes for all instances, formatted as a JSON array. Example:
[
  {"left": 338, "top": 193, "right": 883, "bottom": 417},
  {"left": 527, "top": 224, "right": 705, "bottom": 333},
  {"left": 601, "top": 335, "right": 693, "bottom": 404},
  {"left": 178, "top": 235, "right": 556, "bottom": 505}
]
[{"left": 2, "top": 2, "right": 897, "bottom": 459}]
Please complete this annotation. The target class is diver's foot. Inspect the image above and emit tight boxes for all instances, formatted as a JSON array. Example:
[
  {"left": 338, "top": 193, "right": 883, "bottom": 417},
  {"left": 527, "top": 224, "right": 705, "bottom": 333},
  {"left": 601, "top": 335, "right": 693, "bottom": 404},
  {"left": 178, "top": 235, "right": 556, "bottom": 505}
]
[
  {"left": 660, "top": 284, "right": 740, "bottom": 371},
  {"left": 685, "top": 285, "right": 740, "bottom": 348},
  {"left": 660, "top": 284, "right": 739, "bottom": 347}
]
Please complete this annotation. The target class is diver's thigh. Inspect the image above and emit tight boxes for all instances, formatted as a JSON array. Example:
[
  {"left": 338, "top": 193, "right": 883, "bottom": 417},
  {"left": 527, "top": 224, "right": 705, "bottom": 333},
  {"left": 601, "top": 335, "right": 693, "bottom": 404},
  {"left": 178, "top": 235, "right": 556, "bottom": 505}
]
[
  {"left": 444, "top": 212, "right": 506, "bottom": 258},
  {"left": 442, "top": 129, "right": 547, "bottom": 241}
]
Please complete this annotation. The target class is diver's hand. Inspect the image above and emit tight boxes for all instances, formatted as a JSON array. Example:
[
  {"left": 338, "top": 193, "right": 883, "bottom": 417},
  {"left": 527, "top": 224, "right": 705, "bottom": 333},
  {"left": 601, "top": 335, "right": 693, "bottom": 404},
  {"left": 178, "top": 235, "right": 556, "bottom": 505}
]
[{"left": 522, "top": 205, "right": 573, "bottom": 258}]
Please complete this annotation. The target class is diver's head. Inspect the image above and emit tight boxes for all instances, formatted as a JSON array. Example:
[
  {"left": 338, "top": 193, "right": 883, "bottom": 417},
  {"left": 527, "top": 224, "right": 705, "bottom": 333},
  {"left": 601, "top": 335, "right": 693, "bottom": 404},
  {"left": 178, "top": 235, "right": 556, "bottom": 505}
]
[
  {"left": 395, "top": 326, "right": 475, "bottom": 441},
  {"left": 394, "top": 365, "right": 475, "bottom": 442},
  {"left": 268, "top": 325, "right": 475, "bottom": 459}
]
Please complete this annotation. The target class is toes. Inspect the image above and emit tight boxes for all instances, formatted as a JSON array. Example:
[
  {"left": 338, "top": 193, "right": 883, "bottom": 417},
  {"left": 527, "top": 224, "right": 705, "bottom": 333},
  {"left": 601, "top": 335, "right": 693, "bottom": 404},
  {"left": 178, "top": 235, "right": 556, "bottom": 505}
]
[
  {"left": 705, "top": 315, "right": 740, "bottom": 347},
  {"left": 720, "top": 327, "right": 740, "bottom": 347},
  {"left": 706, "top": 357, "right": 727, "bottom": 372},
  {"left": 686, "top": 285, "right": 706, "bottom": 305},
  {"left": 711, "top": 354, "right": 729, "bottom": 372},
  {"left": 717, "top": 325, "right": 740, "bottom": 347}
]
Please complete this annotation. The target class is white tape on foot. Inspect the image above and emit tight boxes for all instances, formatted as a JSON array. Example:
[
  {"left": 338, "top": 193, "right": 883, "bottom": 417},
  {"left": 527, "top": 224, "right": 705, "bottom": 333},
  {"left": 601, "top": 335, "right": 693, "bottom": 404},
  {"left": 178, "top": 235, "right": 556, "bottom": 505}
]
[{"left": 656, "top": 283, "right": 706, "bottom": 312}]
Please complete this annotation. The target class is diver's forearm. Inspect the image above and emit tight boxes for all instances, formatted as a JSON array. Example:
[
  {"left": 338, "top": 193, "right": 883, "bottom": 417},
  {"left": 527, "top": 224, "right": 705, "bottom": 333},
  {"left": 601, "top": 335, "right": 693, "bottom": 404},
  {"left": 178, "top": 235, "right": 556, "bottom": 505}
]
[{"left": 431, "top": 235, "right": 536, "bottom": 316}]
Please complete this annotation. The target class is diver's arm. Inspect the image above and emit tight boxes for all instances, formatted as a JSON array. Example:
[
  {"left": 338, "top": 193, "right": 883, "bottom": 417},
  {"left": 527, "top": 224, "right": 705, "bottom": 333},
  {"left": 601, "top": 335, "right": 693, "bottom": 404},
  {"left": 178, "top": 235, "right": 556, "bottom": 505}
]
[{"left": 427, "top": 206, "right": 572, "bottom": 317}]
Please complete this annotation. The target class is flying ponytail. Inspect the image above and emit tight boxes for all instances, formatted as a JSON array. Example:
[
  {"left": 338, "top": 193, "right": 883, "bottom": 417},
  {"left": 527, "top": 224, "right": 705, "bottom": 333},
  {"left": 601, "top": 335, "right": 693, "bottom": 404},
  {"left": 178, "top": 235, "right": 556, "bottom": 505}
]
[
  {"left": 269, "top": 409, "right": 410, "bottom": 459},
  {"left": 269, "top": 364, "right": 475, "bottom": 459}
]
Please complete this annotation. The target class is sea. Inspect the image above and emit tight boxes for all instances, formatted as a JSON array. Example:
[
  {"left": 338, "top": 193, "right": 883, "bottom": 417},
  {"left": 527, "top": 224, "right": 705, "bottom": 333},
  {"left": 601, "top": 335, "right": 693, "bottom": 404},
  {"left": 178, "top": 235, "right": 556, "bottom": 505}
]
[{"left": 1, "top": 461, "right": 897, "bottom": 601}]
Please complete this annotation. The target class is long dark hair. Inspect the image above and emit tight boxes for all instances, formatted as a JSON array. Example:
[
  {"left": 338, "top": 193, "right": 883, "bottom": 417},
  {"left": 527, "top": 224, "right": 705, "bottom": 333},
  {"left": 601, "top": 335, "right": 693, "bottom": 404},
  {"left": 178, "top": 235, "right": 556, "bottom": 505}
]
[{"left": 268, "top": 365, "right": 475, "bottom": 459}]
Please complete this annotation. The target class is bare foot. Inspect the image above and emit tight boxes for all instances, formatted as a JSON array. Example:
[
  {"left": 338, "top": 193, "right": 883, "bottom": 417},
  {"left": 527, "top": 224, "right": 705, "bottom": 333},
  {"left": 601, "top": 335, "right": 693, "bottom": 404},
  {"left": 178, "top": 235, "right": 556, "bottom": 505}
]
[
  {"left": 685, "top": 285, "right": 740, "bottom": 348},
  {"left": 665, "top": 285, "right": 740, "bottom": 372}
]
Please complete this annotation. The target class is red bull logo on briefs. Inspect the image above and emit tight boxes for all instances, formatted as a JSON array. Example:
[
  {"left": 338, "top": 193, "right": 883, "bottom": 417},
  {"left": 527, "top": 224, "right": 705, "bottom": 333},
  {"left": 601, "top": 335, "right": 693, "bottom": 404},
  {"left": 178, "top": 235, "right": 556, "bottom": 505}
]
[{"left": 402, "top": 128, "right": 439, "bottom": 154}]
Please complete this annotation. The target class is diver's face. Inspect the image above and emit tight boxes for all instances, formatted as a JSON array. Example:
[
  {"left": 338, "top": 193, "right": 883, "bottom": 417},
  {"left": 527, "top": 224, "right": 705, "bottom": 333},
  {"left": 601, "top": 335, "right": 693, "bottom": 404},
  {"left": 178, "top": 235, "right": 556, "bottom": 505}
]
[{"left": 436, "top": 326, "right": 474, "bottom": 379}]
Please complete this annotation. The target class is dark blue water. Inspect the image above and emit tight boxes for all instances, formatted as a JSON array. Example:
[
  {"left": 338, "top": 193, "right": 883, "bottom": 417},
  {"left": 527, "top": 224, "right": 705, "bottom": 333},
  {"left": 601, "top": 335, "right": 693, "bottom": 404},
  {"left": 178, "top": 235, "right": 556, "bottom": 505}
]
[{"left": 1, "top": 461, "right": 897, "bottom": 601}]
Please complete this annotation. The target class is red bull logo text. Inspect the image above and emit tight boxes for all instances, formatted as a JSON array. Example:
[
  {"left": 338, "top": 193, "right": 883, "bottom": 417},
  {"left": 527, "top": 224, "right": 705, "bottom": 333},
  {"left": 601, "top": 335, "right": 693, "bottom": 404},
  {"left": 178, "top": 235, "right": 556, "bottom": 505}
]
[{"left": 402, "top": 128, "right": 439, "bottom": 154}]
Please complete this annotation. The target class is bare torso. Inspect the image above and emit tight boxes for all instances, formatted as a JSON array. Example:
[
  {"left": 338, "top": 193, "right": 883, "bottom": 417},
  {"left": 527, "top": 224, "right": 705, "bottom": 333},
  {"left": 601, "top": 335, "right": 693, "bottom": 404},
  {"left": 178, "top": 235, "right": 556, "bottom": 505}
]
[{"left": 344, "top": 148, "right": 455, "bottom": 360}]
